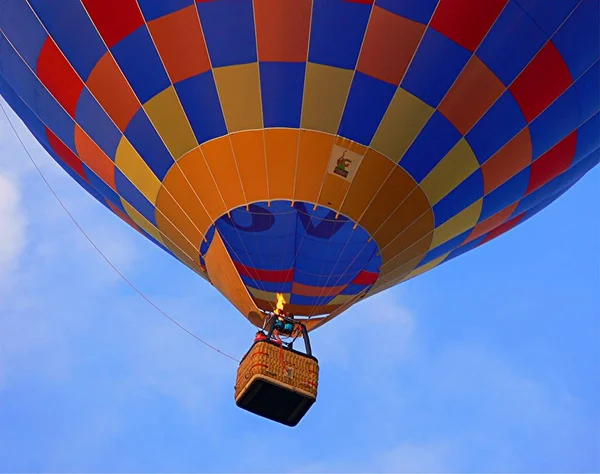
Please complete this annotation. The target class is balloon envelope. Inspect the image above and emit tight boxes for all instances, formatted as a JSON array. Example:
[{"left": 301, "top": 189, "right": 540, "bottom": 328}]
[{"left": 0, "top": 0, "right": 598, "bottom": 328}]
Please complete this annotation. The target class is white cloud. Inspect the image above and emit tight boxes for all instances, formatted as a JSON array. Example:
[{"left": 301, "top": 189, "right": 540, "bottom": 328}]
[{"left": 0, "top": 173, "right": 26, "bottom": 280}]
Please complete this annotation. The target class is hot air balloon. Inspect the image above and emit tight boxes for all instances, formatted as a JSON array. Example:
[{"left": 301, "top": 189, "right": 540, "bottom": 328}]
[{"left": 0, "top": 0, "right": 598, "bottom": 425}]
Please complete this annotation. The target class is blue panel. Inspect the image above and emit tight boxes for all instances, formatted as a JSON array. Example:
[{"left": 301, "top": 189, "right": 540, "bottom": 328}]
[
  {"left": 363, "top": 252, "right": 382, "bottom": 272},
  {"left": 0, "top": 36, "right": 77, "bottom": 152},
  {"left": 260, "top": 62, "right": 305, "bottom": 128},
  {"left": 553, "top": 0, "right": 600, "bottom": 78},
  {"left": 137, "top": 0, "right": 194, "bottom": 21},
  {"left": 175, "top": 71, "right": 227, "bottom": 143},
  {"left": 308, "top": 0, "right": 371, "bottom": 69},
  {"left": 400, "top": 111, "right": 462, "bottom": 182},
  {"left": 124, "top": 108, "right": 174, "bottom": 180},
  {"left": 290, "top": 294, "right": 335, "bottom": 307},
  {"left": 338, "top": 72, "right": 396, "bottom": 145},
  {"left": 514, "top": 0, "right": 579, "bottom": 35},
  {"left": 376, "top": 0, "right": 437, "bottom": 24},
  {"left": 341, "top": 283, "right": 371, "bottom": 295},
  {"left": 445, "top": 235, "right": 486, "bottom": 263},
  {"left": 401, "top": 28, "right": 471, "bottom": 108},
  {"left": 75, "top": 88, "right": 122, "bottom": 159},
  {"left": 479, "top": 168, "right": 530, "bottom": 222},
  {"left": 420, "top": 230, "right": 471, "bottom": 266},
  {"left": 575, "top": 61, "right": 600, "bottom": 124},
  {"left": 0, "top": 75, "right": 50, "bottom": 149},
  {"left": 197, "top": 0, "right": 257, "bottom": 68},
  {"left": 28, "top": 0, "right": 107, "bottom": 80},
  {"left": 477, "top": 1, "right": 547, "bottom": 86},
  {"left": 433, "top": 170, "right": 484, "bottom": 226},
  {"left": 0, "top": 0, "right": 47, "bottom": 70},
  {"left": 529, "top": 87, "right": 578, "bottom": 159},
  {"left": 466, "top": 91, "right": 527, "bottom": 164},
  {"left": 114, "top": 169, "right": 157, "bottom": 226},
  {"left": 111, "top": 26, "right": 170, "bottom": 104},
  {"left": 84, "top": 167, "right": 123, "bottom": 211},
  {"left": 573, "top": 113, "right": 600, "bottom": 165}
]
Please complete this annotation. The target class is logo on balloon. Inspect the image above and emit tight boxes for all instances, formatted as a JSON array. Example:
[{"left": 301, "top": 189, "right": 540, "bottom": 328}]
[{"left": 327, "top": 145, "right": 364, "bottom": 182}]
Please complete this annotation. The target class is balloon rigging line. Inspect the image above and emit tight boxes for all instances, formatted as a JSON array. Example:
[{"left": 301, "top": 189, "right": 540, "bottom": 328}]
[{"left": 0, "top": 100, "right": 240, "bottom": 363}]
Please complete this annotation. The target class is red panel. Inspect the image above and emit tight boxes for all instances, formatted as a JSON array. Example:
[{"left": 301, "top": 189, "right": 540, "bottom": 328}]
[
  {"left": 46, "top": 127, "right": 88, "bottom": 182},
  {"left": 345, "top": 0, "right": 375, "bottom": 4},
  {"left": 37, "top": 39, "right": 84, "bottom": 118},
  {"left": 510, "top": 41, "right": 573, "bottom": 122},
  {"left": 431, "top": 0, "right": 508, "bottom": 52},
  {"left": 480, "top": 213, "right": 524, "bottom": 245},
  {"left": 465, "top": 202, "right": 518, "bottom": 244},
  {"left": 352, "top": 270, "right": 379, "bottom": 285},
  {"left": 234, "top": 261, "right": 295, "bottom": 283},
  {"left": 526, "top": 132, "right": 577, "bottom": 194},
  {"left": 82, "top": 0, "right": 144, "bottom": 48}
]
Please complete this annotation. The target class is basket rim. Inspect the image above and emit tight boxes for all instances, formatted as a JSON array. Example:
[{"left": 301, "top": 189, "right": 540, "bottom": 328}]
[{"left": 240, "top": 339, "right": 319, "bottom": 364}]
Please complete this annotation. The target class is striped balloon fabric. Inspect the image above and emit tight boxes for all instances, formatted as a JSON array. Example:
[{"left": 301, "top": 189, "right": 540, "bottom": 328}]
[{"left": 0, "top": 0, "right": 597, "bottom": 326}]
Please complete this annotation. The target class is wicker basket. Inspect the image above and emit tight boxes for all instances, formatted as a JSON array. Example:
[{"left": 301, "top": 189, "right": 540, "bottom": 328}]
[{"left": 234, "top": 339, "right": 319, "bottom": 426}]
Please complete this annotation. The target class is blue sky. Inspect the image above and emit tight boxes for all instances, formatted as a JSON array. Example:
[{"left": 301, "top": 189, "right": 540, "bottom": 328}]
[{"left": 0, "top": 100, "right": 598, "bottom": 473}]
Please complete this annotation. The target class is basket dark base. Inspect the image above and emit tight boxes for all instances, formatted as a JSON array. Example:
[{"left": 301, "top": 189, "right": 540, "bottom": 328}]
[{"left": 236, "top": 374, "right": 316, "bottom": 427}]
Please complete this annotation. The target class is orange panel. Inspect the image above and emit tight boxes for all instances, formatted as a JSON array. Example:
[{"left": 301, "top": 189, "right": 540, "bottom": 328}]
[
  {"left": 159, "top": 231, "right": 204, "bottom": 272},
  {"left": 374, "top": 253, "right": 426, "bottom": 292},
  {"left": 373, "top": 186, "right": 432, "bottom": 250},
  {"left": 464, "top": 202, "right": 518, "bottom": 243},
  {"left": 318, "top": 174, "right": 350, "bottom": 211},
  {"left": 205, "top": 230, "right": 263, "bottom": 326},
  {"left": 294, "top": 130, "right": 335, "bottom": 204},
  {"left": 74, "top": 125, "right": 116, "bottom": 190},
  {"left": 165, "top": 149, "right": 222, "bottom": 231},
  {"left": 230, "top": 130, "right": 269, "bottom": 203},
  {"left": 341, "top": 148, "right": 394, "bottom": 222},
  {"left": 86, "top": 52, "right": 140, "bottom": 132},
  {"left": 265, "top": 128, "right": 298, "bottom": 201},
  {"left": 357, "top": 6, "right": 425, "bottom": 85},
  {"left": 439, "top": 56, "right": 505, "bottom": 135},
  {"left": 156, "top": 179, "right": 205, "bottom": 246},
  {"left": 380, "top": 211, "right": 434, "bottom": 264},
  {"left": 481, "top": 129, "right": 532, "bottom": 194},
  {"left": 201, "top": 138, "right": 247, "bottom": 211},
  {"left": 379, "top": 237, "right": 430, "bottom": 277},
  {"left": 358, "top": 167, "right": 417, "bottom": 236},
  {"left": 155, "top": 203, "right": 203, "bottom": 261},
  {"left": 148, "top": 5, "right": 210, "bottom": 83},
  {"left": 254, "top": 0, "right": 311, "bottom": 62},
  {"left": 292, "top": 282, "right": 347, "bottom": 297}
]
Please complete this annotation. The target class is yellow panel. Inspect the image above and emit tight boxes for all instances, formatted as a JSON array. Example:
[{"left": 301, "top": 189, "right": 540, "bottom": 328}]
[
  {"left": 295, "top": 130, "right": 335, "bottom": 204},
  {"left": 371, "top": 88, "right": 434, "bottom": 162},
  {"left": 420, "top": 139, "right": 479, "bottom": 205},
  {"left": 230, "top": 130, "right": 269, "bottom": 203},
  {"left": 265, "top": 128, "right": 298, "bottom": 200},
  {"left": 318, "top": 174, "right": 350, "bottom": 211},
  {"left": 204, "top": 230, "right": 263, "bottom": 327},
  {"left": 247, "top": 287, "right": 291, "bottom": 304},
  {"left": 213, "top": 63, "right": 262, "bottom": 132},
  {"left": 143, "top": 86, "right": 197, "bottom": 160},
  {"left": 115, "top": 137, "right": 161, "bottom": 203},
  {"left": 301, "top": 63, "right": 353, "bottom": 134},
  {"left": 431, "top": 199, "right": 482, "bottom": 249},
  {"left": 201, "top": 137, "right": 247, "bottom": 211},
  {"left": 121, "top": 200, "right": 164, "bottom": 244}
]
